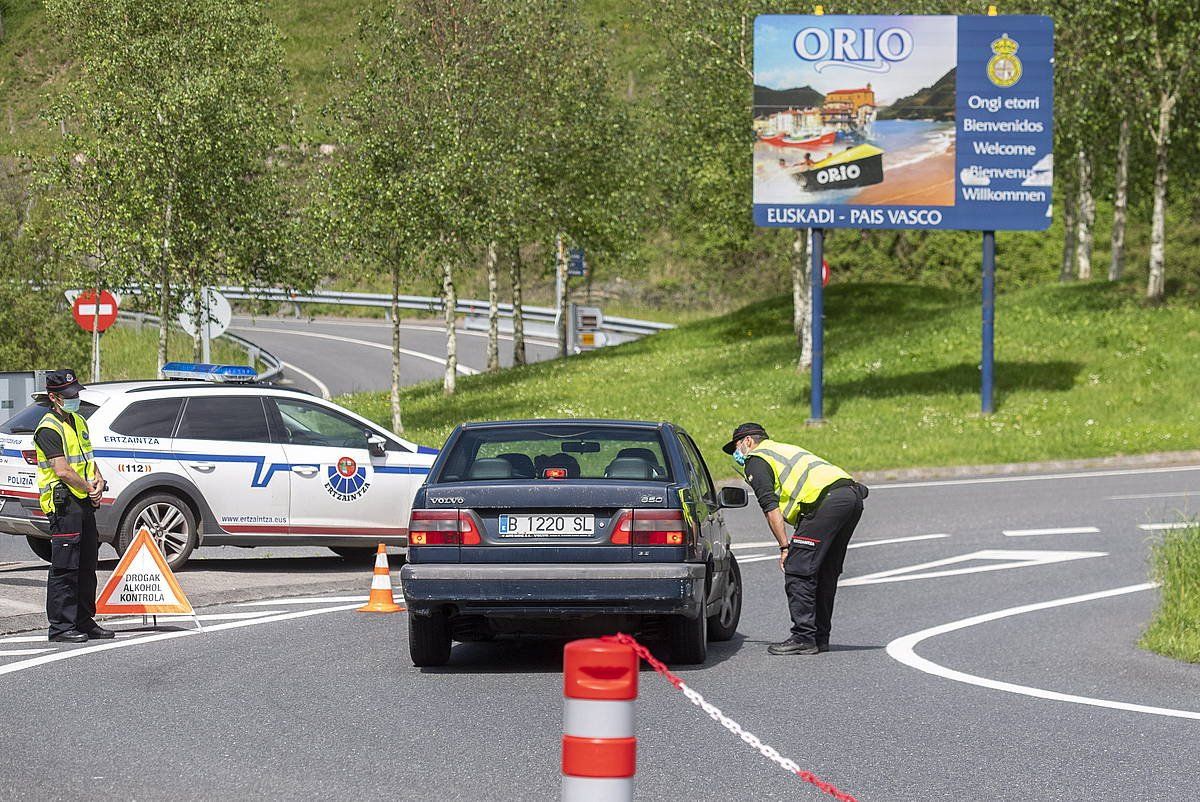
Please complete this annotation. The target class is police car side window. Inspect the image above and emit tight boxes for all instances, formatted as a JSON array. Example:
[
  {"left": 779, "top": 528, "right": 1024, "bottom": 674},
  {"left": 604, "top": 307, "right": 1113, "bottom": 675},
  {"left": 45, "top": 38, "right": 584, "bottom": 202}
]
[
  {"left": 177, "top": 397, "right": 271, "bottom": 443},
  {"left": 274, "top": 399, "right": 369, "bottom": 450},
  {"left": 679, "top": 433, "right": 717, "bottom": 503},
  {"left": 110, "top": 398, "right": 183, "bottom": 438}
]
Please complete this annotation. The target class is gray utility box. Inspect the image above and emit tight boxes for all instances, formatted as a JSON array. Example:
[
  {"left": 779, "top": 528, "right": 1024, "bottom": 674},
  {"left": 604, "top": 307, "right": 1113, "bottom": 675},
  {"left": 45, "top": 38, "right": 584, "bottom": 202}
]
[{"left": 0, "top": 371, "right": 46, "bottom": 425}]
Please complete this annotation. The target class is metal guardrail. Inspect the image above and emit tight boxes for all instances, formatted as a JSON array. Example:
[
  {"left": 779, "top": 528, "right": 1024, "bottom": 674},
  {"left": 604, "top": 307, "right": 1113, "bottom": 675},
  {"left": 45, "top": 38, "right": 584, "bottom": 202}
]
[
  {"left": 215, "top": 286, "right": 675, "bottom": 339},
  {"left": 117, "top": 311, "right": 284, "bottom": 383}
]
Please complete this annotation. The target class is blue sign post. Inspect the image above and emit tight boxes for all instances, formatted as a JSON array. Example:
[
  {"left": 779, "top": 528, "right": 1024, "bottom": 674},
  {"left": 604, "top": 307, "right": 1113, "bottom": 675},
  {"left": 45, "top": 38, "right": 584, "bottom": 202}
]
[
  {"left": 754, "top": 14, "right": 1053, "bottom": 419},
  {"left": 567, "top": 247, "right": 587, "bottom": 277}
]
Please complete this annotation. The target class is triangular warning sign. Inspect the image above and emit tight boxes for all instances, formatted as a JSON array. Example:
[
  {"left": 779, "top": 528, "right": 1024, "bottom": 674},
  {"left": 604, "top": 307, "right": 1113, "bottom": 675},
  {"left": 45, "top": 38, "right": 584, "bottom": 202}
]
[{"left": 96, "top": 528, "right": 194, "bottom": 615}]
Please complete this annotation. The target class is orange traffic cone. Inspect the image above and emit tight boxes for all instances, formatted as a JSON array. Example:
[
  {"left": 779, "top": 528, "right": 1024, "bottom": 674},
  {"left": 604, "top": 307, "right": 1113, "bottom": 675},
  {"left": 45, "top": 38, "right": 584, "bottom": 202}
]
[{"left": 357, "top": 543, "right": 404, "bottom": 613}]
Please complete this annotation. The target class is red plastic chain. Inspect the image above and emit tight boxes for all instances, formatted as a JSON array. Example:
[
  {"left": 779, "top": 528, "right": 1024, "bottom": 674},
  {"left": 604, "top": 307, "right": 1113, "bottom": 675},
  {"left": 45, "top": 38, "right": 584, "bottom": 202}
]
[{"left": 601, "top": 633, "right": 859, "bottom": 802}]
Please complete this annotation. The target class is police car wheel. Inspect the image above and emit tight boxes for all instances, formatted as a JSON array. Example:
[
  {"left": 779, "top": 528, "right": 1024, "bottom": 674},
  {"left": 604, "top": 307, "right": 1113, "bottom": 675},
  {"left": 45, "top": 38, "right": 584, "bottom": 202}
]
[
  {"left": 329, "top": 547, "right": 378, "bottom": 563},
  {"left": 409, "top": 610, "right": 451, "bottom": 667},
  {"left": 25, "top": 535, "right": 52, "bottom": 563},
  {"left": 668, "top": 609, "right": 708, "bottom": 665},
  {"left": 707, "top": 554, "right": 742, "bottom": 642},
  {"left": 119, "top": 493, "right": 197, "bottom": 570}
]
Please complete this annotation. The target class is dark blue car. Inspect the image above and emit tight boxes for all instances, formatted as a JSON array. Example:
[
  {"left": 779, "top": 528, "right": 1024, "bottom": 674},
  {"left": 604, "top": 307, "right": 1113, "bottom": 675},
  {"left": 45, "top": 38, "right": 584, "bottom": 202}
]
[{"left": 399, "top": 419, "right": 747, "bottom": 666}]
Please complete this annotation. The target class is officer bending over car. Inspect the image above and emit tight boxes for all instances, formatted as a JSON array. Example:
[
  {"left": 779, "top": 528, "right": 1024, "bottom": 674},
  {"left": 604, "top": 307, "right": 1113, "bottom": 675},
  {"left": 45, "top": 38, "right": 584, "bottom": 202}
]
[
  {"left": 724, "top": 423, "right": 867, "bottom": 655},
  {"left": 33, "top": 369, "right": 112, "bottom": 643}
]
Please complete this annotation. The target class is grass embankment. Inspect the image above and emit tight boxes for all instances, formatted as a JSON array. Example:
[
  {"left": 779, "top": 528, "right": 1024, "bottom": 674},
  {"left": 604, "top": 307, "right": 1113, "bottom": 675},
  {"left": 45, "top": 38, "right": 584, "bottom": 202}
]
[
  {"left": 1142, "top": 525, "right": 1200, "bottom": 663},
  {"left": 90, "top": 323, "right": 253, "bottom": 382},
  {"left": 337, "top": 280, "right": 1200, "bottom": 479}
]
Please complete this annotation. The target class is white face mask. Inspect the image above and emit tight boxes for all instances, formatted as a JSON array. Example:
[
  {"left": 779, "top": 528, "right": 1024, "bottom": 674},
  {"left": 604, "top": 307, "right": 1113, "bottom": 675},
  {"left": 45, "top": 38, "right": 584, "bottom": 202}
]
[{"left": 61, "top": 398, "right": 81, "bottom": 413}]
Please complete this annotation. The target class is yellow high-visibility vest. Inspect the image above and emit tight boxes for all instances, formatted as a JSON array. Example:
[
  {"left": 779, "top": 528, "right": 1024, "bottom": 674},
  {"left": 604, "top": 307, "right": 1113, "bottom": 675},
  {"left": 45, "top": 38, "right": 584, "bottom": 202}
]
[
  {"left": 34, "top": 411, "right": 95, "bottom": 514},
  {"left": 748, "top": 438, "right": 852, "bottom": 524}
]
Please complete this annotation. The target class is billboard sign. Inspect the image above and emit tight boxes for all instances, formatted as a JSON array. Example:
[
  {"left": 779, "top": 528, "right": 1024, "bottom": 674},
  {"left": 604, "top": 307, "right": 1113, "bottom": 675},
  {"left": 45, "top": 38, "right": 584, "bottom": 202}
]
[{"left": 753, "top": 15, "right": 1053, "bottom": 230}]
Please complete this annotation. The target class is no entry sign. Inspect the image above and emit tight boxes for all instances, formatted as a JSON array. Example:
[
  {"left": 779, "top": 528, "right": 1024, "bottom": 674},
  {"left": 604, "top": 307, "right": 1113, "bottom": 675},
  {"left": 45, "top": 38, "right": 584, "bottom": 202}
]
[{"left": 71, "top": 290, "right": 119, "bottom": 333}]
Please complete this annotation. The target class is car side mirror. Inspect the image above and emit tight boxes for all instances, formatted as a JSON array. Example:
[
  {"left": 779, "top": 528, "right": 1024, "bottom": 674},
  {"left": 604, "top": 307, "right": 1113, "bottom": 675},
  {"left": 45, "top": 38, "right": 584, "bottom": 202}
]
[
  {"left": 718, "top": 486, "right": 748, "bottom": 509},
  {"left": 366, "top": 432, "right": 387, "bottom": 457}
]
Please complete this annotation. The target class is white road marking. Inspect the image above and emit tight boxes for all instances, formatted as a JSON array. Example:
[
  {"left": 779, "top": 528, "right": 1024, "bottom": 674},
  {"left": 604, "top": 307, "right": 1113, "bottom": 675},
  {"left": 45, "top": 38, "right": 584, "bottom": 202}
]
[
  {"left": 738, "top": 554, "right": 782, "bottom": 564},
  {"left": 234, "top": 595, "right": 378, "bottom": 606},
  {"left": 1137, "top": 522, "right": 1195, "bottom": 531},
  {"left": 0, "top": 602, "right": 363, "bottom": 678},
  {"left": 872, "top": 464, "right": 1200, "bottom": 490},
  {"left": 886, "top": 583, "right": 1200, "bottom": 721},
  {"left": 101, "top": 611, "right": 287, "bottom": 625},
  {"left": 0, "top": 635, "right": 50, "bottom": 644},
  {"left": 1003, "top": 527, "right": 1100, "bottom": 537},
  {"left": 1109, "top": 491, "right": 1200, "bottom": 501},
  {"left": 0, "top": 648, "right": 54, "bottom": 657},
  {"left": 231, "top": 327, "right": 480, "bottom": 375},
  {"left": 731, "top": 533, "right": 949, "bottom": 552},
  {"left": 234, "top": 316, "right": 559, "bottom": 348},
  {"left": 279, "top": 360, "right": 331, "bottom": 400},
  {"left": 841, "top": 549, "right": 1106, "bottom": 587}
]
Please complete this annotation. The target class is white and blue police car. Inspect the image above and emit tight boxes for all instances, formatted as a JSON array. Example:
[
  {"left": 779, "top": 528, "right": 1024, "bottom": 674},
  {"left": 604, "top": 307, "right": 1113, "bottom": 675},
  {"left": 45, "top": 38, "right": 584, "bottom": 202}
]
[{"left": 0, "top": 363, "right": 437, "bottom": 569}]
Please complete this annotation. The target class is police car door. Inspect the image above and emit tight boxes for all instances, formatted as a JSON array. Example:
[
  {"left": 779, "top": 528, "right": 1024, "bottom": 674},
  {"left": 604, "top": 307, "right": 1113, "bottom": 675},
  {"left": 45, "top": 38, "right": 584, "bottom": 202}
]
[
  {"left": 172, "top": 395, "right": 289, "bottom": 536},
  {"left": 269, "top": 397, "right": 405, "bottom": 543}
]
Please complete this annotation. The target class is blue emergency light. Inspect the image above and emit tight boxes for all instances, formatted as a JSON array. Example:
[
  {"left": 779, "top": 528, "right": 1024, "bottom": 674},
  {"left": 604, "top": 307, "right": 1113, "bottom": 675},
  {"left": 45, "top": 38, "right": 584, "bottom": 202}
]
[{"left": 160, "top": 362, "right": 259, "bottom": 383}]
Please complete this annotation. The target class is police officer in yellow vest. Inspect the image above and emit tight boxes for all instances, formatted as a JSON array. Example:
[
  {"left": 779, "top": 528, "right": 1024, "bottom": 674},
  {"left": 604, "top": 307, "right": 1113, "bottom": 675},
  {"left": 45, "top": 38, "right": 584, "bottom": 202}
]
[
  {"left": 34, "top": 369, "right": 113, "bottom": 643},
  {"left": 723, "top": 423, "right": 866, "bottom": 655}
]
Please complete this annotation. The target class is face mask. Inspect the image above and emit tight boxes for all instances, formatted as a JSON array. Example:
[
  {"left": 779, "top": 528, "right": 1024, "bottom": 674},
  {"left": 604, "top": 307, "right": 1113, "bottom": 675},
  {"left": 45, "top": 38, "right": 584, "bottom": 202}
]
[
  {"left": 732, "top": 449, "right": 747, "bottom": 467},
  {"left": 61, "top": 398, "right": 81, "bottom": 413}
]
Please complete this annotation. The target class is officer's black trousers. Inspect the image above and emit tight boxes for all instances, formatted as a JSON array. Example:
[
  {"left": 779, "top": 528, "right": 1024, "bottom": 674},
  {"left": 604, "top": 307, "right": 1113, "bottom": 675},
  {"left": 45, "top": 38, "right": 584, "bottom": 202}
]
[
  {"left": 782, "top": 485, "right": 865, "bottom": 645},
  {"left": 46, "top": 495, "right": 99, "bottom": 637}
]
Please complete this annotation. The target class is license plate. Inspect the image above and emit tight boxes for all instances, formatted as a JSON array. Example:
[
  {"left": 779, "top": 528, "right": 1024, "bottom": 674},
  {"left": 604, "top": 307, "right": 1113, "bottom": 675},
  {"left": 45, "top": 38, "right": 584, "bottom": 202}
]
[{"left": 498, "top": 514, "right": 595, "bottom": 538}]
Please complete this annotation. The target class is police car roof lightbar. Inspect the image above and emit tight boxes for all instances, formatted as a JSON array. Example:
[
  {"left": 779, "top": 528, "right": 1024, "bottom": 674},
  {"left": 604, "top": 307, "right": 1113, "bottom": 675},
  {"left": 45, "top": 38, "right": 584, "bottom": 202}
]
[{"left": 160, "top": 362, "right": 259, "bottom": 383}]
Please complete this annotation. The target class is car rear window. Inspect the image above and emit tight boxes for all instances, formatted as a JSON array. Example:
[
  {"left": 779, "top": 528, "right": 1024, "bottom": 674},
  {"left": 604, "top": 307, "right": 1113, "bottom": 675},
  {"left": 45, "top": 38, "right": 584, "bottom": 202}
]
[
  {"left": 0, "top": 401, "right": 100, "bottom": 434},
  {"left": 176, "top": 396, "right": 271, "bottom": 443},
  {"left": 109, "top": 398, "right": 183, "bottom": 438},
  {"left": 438, "top": 425, "right": 671, "bottom": 482}
]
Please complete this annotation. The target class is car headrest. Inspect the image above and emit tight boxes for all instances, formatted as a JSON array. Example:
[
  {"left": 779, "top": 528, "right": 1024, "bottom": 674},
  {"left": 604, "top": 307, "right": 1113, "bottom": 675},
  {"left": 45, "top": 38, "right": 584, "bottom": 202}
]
[
  {"left": 615, "top": 447, "right": 665, "bottom": 478},
  {"left": 468, "top": 458, "right": 514, "bottom": 480},
  {"left": 605, "top": 457, "right": 654, "bottom": 480},
  {"left": 497, "top": 452, "right": 535, "bottom": 479}
]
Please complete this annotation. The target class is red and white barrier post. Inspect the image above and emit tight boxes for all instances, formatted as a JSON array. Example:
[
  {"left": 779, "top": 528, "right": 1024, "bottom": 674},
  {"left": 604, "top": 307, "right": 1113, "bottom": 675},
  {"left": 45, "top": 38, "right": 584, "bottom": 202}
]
[{"left": 561, "top": 638, "right": 638, "bottom": 802}]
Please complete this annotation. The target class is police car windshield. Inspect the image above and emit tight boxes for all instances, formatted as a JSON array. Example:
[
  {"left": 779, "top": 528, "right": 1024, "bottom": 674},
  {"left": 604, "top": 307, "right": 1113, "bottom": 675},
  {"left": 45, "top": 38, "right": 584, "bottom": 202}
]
[
  {"left": 1, "top": 401, "right": 100, "bottom": 434},
  {"left": 439, "top": 425, "right": 671, "bottom": 483}
]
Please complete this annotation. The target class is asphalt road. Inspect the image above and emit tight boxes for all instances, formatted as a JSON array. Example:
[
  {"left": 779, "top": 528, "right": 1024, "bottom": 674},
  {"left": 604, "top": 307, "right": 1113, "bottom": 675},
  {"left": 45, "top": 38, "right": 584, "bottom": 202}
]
[
  {"left": 1, "top": 465, "right": 1198, "bottom": 800},
  {"left": 229, "top": 315, "right": 560, "bottom": 398}
]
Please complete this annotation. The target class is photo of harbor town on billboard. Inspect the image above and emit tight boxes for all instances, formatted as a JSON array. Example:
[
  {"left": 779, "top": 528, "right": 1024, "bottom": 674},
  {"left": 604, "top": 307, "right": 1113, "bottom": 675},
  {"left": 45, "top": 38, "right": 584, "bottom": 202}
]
[{"left": 754, "top": 15, "right": 957, "bottom": 207}]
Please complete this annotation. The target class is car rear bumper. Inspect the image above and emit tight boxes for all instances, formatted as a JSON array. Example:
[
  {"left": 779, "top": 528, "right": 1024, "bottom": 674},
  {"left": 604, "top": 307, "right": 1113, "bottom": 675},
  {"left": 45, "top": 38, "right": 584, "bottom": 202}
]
[{"left": 400, "top": 562, "right": 707, "bottom": 617}]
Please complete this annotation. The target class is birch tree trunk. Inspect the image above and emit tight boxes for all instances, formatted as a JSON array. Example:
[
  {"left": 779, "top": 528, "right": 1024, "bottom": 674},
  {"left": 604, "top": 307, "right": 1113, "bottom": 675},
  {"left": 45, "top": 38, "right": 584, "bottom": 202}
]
[
  {"left": 1109, "top": 116, "right": 1130, "bottom": 281},
  {"left": 190, "top": 269, "right": 203, "bottom": 361},
  {"left": 390, "top": 261, "right": 403, "bottom": 433},
  {"left": 510, "top": 243, "right": 526, "bottom": 367},
  {"left": 1146, "top": 92, "right": 1174, "bottom": 301},
  {"left": 555, "top": 232, "right": 568, "bottom": 357},
  {"left": 1059, "top": 193, "right": 1077, "bottom": 282},
  {"left": 792, "top": 229, "right": 812, "bottom": 372},
  {"left": 1075, "top": 149, "right": 1095, "bottom": 280},
  {"left": 156, "top": 197, "right": 173, "bottom": 372},
  {"left": 485, "top": 241, "right": 499, "bottom": 372},
  {"left": 157, "top": 261, "right": 170, "bottom": 372},
  {"left": 442, "top": 260, "right": 458, "bottom": 395}
]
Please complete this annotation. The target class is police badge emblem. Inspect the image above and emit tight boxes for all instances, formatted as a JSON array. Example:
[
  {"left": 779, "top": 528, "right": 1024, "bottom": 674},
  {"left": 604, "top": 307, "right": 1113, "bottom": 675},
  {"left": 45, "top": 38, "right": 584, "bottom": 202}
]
[{"left": 987, "top": 33, "right": 1022, "bottom": 88}]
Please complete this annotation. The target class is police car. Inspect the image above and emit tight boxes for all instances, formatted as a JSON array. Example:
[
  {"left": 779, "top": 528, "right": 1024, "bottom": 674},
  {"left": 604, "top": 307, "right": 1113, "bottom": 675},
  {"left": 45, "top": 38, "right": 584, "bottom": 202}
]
[{"left": 0, "top": 363, "right": 436, "bottom": 569}]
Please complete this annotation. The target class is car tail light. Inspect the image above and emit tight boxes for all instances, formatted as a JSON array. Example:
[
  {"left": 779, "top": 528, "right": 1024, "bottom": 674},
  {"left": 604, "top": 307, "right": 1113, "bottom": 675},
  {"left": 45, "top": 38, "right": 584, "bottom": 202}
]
[
  {"left": 543, "top": 467, "right": 567, "bottom": 480},
  {"left": 609, "top": 509, "right": 689, "bottom": 546},
  {"left": 21, "top": 450, "right": 37, "bottom": 466},
  {"left": 409, "top": 509, "right": 482, "bottom": 546}
]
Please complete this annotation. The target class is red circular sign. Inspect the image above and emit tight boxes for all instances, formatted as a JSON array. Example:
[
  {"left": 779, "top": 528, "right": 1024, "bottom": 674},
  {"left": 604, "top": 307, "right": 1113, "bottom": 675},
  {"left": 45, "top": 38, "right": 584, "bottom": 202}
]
[
  {"left": 71, "top": 290, "right": 119, "bottom": 333},
  {"left": 822, "top": 259, "right": 830, "bottom": 288},
  {"left": 337, "top": 456, "right": 358, "bottom": 478}
]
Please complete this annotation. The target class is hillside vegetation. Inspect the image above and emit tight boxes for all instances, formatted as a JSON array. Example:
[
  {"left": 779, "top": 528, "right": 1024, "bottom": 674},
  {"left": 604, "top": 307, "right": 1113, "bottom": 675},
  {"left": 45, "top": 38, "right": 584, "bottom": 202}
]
[{"left": 341, "top": 280, "right": 1200, "bottom": 476}]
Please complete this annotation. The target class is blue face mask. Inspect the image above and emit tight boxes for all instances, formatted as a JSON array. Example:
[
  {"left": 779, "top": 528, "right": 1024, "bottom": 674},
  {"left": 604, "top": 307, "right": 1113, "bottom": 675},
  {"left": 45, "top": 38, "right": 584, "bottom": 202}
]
[
  {"left": 732, "top": 449, "right": 747, "bottom": 467},
  {"left": 61, "top": 398, "right": 81, "bottom": 413}
]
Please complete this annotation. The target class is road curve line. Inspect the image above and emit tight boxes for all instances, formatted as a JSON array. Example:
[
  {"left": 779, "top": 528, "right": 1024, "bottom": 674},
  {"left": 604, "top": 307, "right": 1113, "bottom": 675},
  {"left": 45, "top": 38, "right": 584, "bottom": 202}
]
[
  {"left": 884, "top": 582, "right": 1200, "bottom": 721},
  {"left": 1138, "top": 522, "right": 1195, "bottom": 531},
  {"left": 0, "top": 602, "right": 361, "bottom": 678},
  {"left": 1003, "top": 527, "right": 1100, "bottom": 537},
  {"left": 280, "top": 360, "right": 331, "bottom": 400},
  {"left": 731, "top": 533, "right": 949, "bottom": 552},
  {"left": 871, "top": 464, "right": 1200, "bottom": 490},
  {"left": 231, "top": 326, "right": 480, "bottom": 375}
]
